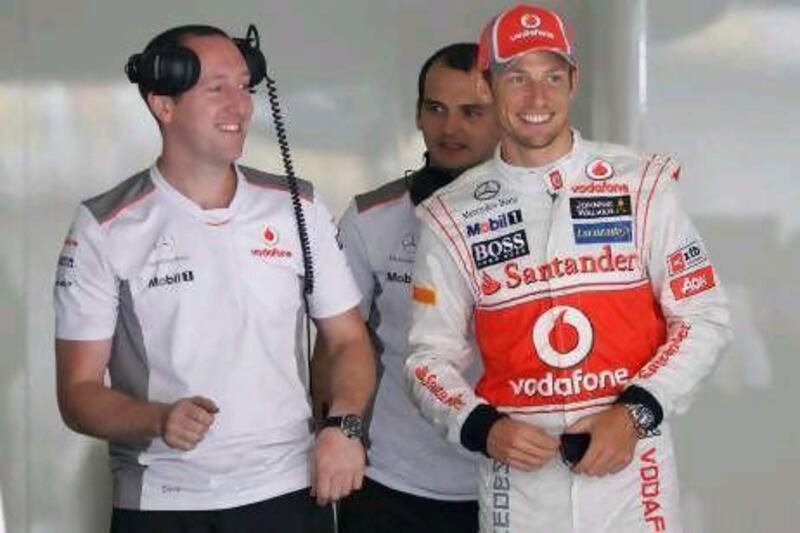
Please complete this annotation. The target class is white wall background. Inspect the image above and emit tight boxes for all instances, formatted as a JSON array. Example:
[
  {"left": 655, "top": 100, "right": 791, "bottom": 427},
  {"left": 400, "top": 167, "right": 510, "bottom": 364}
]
[{"left": 0, "top": 1, "right": 797, "bottom": 531}]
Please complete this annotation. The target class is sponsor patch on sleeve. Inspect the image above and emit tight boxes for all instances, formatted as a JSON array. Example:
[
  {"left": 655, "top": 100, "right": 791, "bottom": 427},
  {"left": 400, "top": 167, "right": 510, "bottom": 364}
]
[
  {"left": 670, "top": 265, "right": 716, "bottom": 300},
  {"left": 412, "top": 284, "right": 437, "bottom": 305},
  {"left": 666, "top": 240, "right": 707, "bottom": 277}
]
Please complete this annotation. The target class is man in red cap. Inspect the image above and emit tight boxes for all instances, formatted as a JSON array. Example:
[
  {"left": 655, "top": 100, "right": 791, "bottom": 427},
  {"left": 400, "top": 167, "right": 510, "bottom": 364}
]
[{"left": 405, "top": 4, "right": 730, "bottom": 532}]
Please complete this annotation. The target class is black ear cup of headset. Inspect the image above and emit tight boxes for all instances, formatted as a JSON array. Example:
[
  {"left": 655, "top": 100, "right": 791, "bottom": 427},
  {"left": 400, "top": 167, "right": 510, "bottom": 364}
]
[
  {"left": 125, "top": 24, "right": 267, "bottom": 96},
  {"left": 125, "top": 46, "right": 201, "bottom": 96},
  {"left": 233, "top": 25, "right": 267, "bottom": 88}
]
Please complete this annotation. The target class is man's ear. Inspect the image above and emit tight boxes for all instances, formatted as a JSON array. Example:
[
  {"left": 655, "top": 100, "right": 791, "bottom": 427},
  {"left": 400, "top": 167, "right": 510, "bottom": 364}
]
[
  {"left": 147, "top": 93, "right": 175, "bottom": 125},
  {"left": 475, "top": 70, "right": 494, "bottom": 104},
  {"left": 569, "top": 66, "right": 579, "bottom": 99}
]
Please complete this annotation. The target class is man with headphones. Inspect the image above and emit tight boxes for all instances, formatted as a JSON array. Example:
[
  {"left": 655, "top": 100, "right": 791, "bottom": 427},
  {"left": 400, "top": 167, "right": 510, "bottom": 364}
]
[{"left": 53, "top": 25, "right": 374, "bottom": 533}]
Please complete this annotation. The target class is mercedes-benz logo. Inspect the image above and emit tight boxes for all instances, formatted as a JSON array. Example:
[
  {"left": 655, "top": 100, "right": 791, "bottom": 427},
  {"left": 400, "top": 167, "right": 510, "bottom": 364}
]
[
  {"left": 401, "top": 232, "right": 418, "bottom": 253},
  {"left": 473, "top": 180, "right": 501, "bottom": 201}
]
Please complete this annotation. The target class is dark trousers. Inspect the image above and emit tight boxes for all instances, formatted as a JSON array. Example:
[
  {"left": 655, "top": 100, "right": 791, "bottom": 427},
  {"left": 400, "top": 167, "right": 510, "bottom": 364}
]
[
  {"left": 110, "top": 488, "right": 334, "bottom": 533},
  {"left": 337, "top": 477, "right": 478, "bottom": 533}
]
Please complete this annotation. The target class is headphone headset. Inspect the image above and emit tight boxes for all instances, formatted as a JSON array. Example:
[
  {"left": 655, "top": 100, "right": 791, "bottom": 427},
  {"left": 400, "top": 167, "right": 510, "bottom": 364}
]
[{"left": 125, "top": 25, "right": 267, "bottom": 96}]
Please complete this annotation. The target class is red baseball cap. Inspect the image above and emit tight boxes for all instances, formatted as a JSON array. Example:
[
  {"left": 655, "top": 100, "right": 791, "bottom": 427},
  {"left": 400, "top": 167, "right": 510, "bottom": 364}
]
[{"left": 478, "top": 4, "right": 576, "bottom": 72}]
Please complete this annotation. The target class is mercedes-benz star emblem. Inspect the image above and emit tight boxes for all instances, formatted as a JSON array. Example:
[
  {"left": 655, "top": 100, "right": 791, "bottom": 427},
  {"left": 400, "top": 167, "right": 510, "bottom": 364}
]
[
  {"left": 401, "top": 232, "right": 418, "bottom": 253},
  {"left": 473, "top": 180, "right": 502, "bottom": 201}
]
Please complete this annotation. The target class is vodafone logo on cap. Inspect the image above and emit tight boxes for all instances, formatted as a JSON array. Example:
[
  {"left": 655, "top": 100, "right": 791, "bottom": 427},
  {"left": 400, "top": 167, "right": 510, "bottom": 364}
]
[
  {"left": 532, "top": 306, "right": 593, "bottom": 368},
  {"left": 520, "top": 13, "right": 541, "bottom": 29},
  {"left": 586, "top": 159, "right": 615, "bottom": 181}
]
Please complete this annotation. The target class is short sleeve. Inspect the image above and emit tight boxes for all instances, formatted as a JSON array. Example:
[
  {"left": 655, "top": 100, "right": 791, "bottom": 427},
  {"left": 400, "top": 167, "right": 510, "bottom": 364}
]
[
  {"left": 306, "top": 196, "right": 362, "bottom": 319},
  {"left": 53, "top": 205, "right": 119, "bottom": 340},
  {"left": 336, "top": 202, "right": 375, "bottom": 319}
]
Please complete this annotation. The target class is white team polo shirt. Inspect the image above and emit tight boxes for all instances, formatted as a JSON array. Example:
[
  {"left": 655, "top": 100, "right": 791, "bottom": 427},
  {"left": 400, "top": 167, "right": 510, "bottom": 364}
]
[
  {"left": 339, "top": 177, "right": 480, "bottom": 501},
  {"left": 54, "top": 164, "right": 361, "bottom": 510}
]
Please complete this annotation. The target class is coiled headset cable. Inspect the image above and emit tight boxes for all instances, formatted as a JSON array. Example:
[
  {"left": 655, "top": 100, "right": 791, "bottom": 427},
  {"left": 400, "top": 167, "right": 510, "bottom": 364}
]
[{"left": 241, "top": 25, "right": 316, "bottom": 387}]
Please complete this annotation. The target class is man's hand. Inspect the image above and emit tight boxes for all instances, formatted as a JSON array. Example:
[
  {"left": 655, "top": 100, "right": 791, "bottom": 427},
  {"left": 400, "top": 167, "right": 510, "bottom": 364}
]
[
  {"left": 487, "top": 417, "right": 560, "bottom": 471},
  {"left": 566, "top": 405, "right": 638, "bottom": 477},
  {"left": 311, "top": 427, "right": 366, "bottom": 505},
  {"left": 160, "top": 396, "right": 219, "bottom": 451}
]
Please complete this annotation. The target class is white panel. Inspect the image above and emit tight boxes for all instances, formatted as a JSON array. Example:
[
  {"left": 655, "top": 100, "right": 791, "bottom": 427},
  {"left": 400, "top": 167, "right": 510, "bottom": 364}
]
[
  {"left": 0, "top": 2, "right": 31, "bottom": 532},
  {"left": 642, "top": 1, "right": 800, "bottom": 531}
]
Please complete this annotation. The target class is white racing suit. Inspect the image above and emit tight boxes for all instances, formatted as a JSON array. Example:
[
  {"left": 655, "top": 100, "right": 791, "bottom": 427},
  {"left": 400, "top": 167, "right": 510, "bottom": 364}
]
[{"left": 406, "top": 131, "right": 731, "bottom": 532}]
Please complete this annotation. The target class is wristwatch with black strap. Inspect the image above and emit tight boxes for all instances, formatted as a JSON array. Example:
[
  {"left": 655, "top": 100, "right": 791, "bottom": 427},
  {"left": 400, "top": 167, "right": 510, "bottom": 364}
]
[
  {"left": 615, "top": 385, "right": 664, "bottom": 438},
  {"left": 322, "top": 413, "right": 364, "bottom": 440}
]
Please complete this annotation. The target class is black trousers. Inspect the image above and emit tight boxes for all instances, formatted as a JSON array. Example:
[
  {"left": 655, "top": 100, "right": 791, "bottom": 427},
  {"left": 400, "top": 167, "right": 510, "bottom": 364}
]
[
  {"left": 337, "top": 477, "right": 478, "bottom": 533},
  {"left": 110, "top": 488, "right": 334, "bottom": 533}
]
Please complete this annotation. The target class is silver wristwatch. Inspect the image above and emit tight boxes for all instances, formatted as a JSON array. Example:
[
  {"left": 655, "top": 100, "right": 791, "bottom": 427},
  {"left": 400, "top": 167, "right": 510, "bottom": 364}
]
[{"left": 622, "top": 403, "right": 657, "bottom": 439}]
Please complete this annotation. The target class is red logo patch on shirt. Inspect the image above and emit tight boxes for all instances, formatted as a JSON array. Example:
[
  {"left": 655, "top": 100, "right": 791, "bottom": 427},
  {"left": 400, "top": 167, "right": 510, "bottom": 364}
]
[
  {"left": 481, "top": 272, "right": 502, "bottom": 296},
  {"left": 586, "top": 159, "right": 614, "bottom": 181},
  {"left": 668, "top": 252, "right": 686, "bottom": 276},
  {"left": 670, "top": 266, "right": 716, "bottom": 300},
  {"left": 548, "top": 169, "right": 563, "bottom": 191},
  {"left": 263, "top": 225, "right": 279, "bottom": 246}
]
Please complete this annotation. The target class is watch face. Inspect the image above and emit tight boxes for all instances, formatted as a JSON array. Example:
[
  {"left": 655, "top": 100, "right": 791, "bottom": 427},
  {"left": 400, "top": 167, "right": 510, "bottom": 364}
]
[
  {"left": 341, "top": 414, "right": 363, "bottom": 439},
  {"left": 632, "top": 404, "right": 655, "bottom": 430}
]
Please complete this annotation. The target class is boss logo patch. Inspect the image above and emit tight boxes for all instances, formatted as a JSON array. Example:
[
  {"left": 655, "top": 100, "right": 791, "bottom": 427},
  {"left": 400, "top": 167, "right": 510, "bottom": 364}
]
[{"left": 471, "top": 230, "right": 530, "bottom": 269}]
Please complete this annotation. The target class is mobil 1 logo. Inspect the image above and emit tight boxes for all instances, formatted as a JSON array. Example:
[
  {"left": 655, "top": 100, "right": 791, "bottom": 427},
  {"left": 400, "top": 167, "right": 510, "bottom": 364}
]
[{"left": 471, "top": 229, "right": 530, "bottom": 269}]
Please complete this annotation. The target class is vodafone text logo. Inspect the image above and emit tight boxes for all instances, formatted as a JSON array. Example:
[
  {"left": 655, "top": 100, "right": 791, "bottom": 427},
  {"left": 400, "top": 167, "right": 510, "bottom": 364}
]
[
  {"left": 571, "top": 182, "right": 630, "bottom": 194},
  {"left": 532, "top": 306, "right": 593, "bottom": 368},
  {"left": 512, "top": 306, "right": 630, "bottom": 399},
  {"left": 252, "top": 223, "right": 293, "bottom": 260}
]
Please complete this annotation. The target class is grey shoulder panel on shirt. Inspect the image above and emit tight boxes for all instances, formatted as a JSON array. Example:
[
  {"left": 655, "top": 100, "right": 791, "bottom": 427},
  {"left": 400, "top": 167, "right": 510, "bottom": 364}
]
[
  {"left": 240, "top": 165, "right": 314, "bottom": 202},
  {"left": 354, "top": 176, "right": 408, "bottom": 213},
  {"left": 82, "top": 169, "right": 154, "bottom": 224}
]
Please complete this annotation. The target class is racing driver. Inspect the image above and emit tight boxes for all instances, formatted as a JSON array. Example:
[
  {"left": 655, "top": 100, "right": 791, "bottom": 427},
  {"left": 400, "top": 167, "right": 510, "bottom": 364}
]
[{"left": 405, "top": 4, "right": 731, "bottom": 532}]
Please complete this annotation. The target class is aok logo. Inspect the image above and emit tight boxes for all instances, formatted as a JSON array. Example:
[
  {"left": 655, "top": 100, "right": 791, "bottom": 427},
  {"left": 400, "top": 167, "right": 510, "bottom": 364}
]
[
  {"left": 532, "top": 306, "right": 593, "bottom": 368},
  {"left": 670, "top": 265, "right": 716, "bottom": 301}
]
